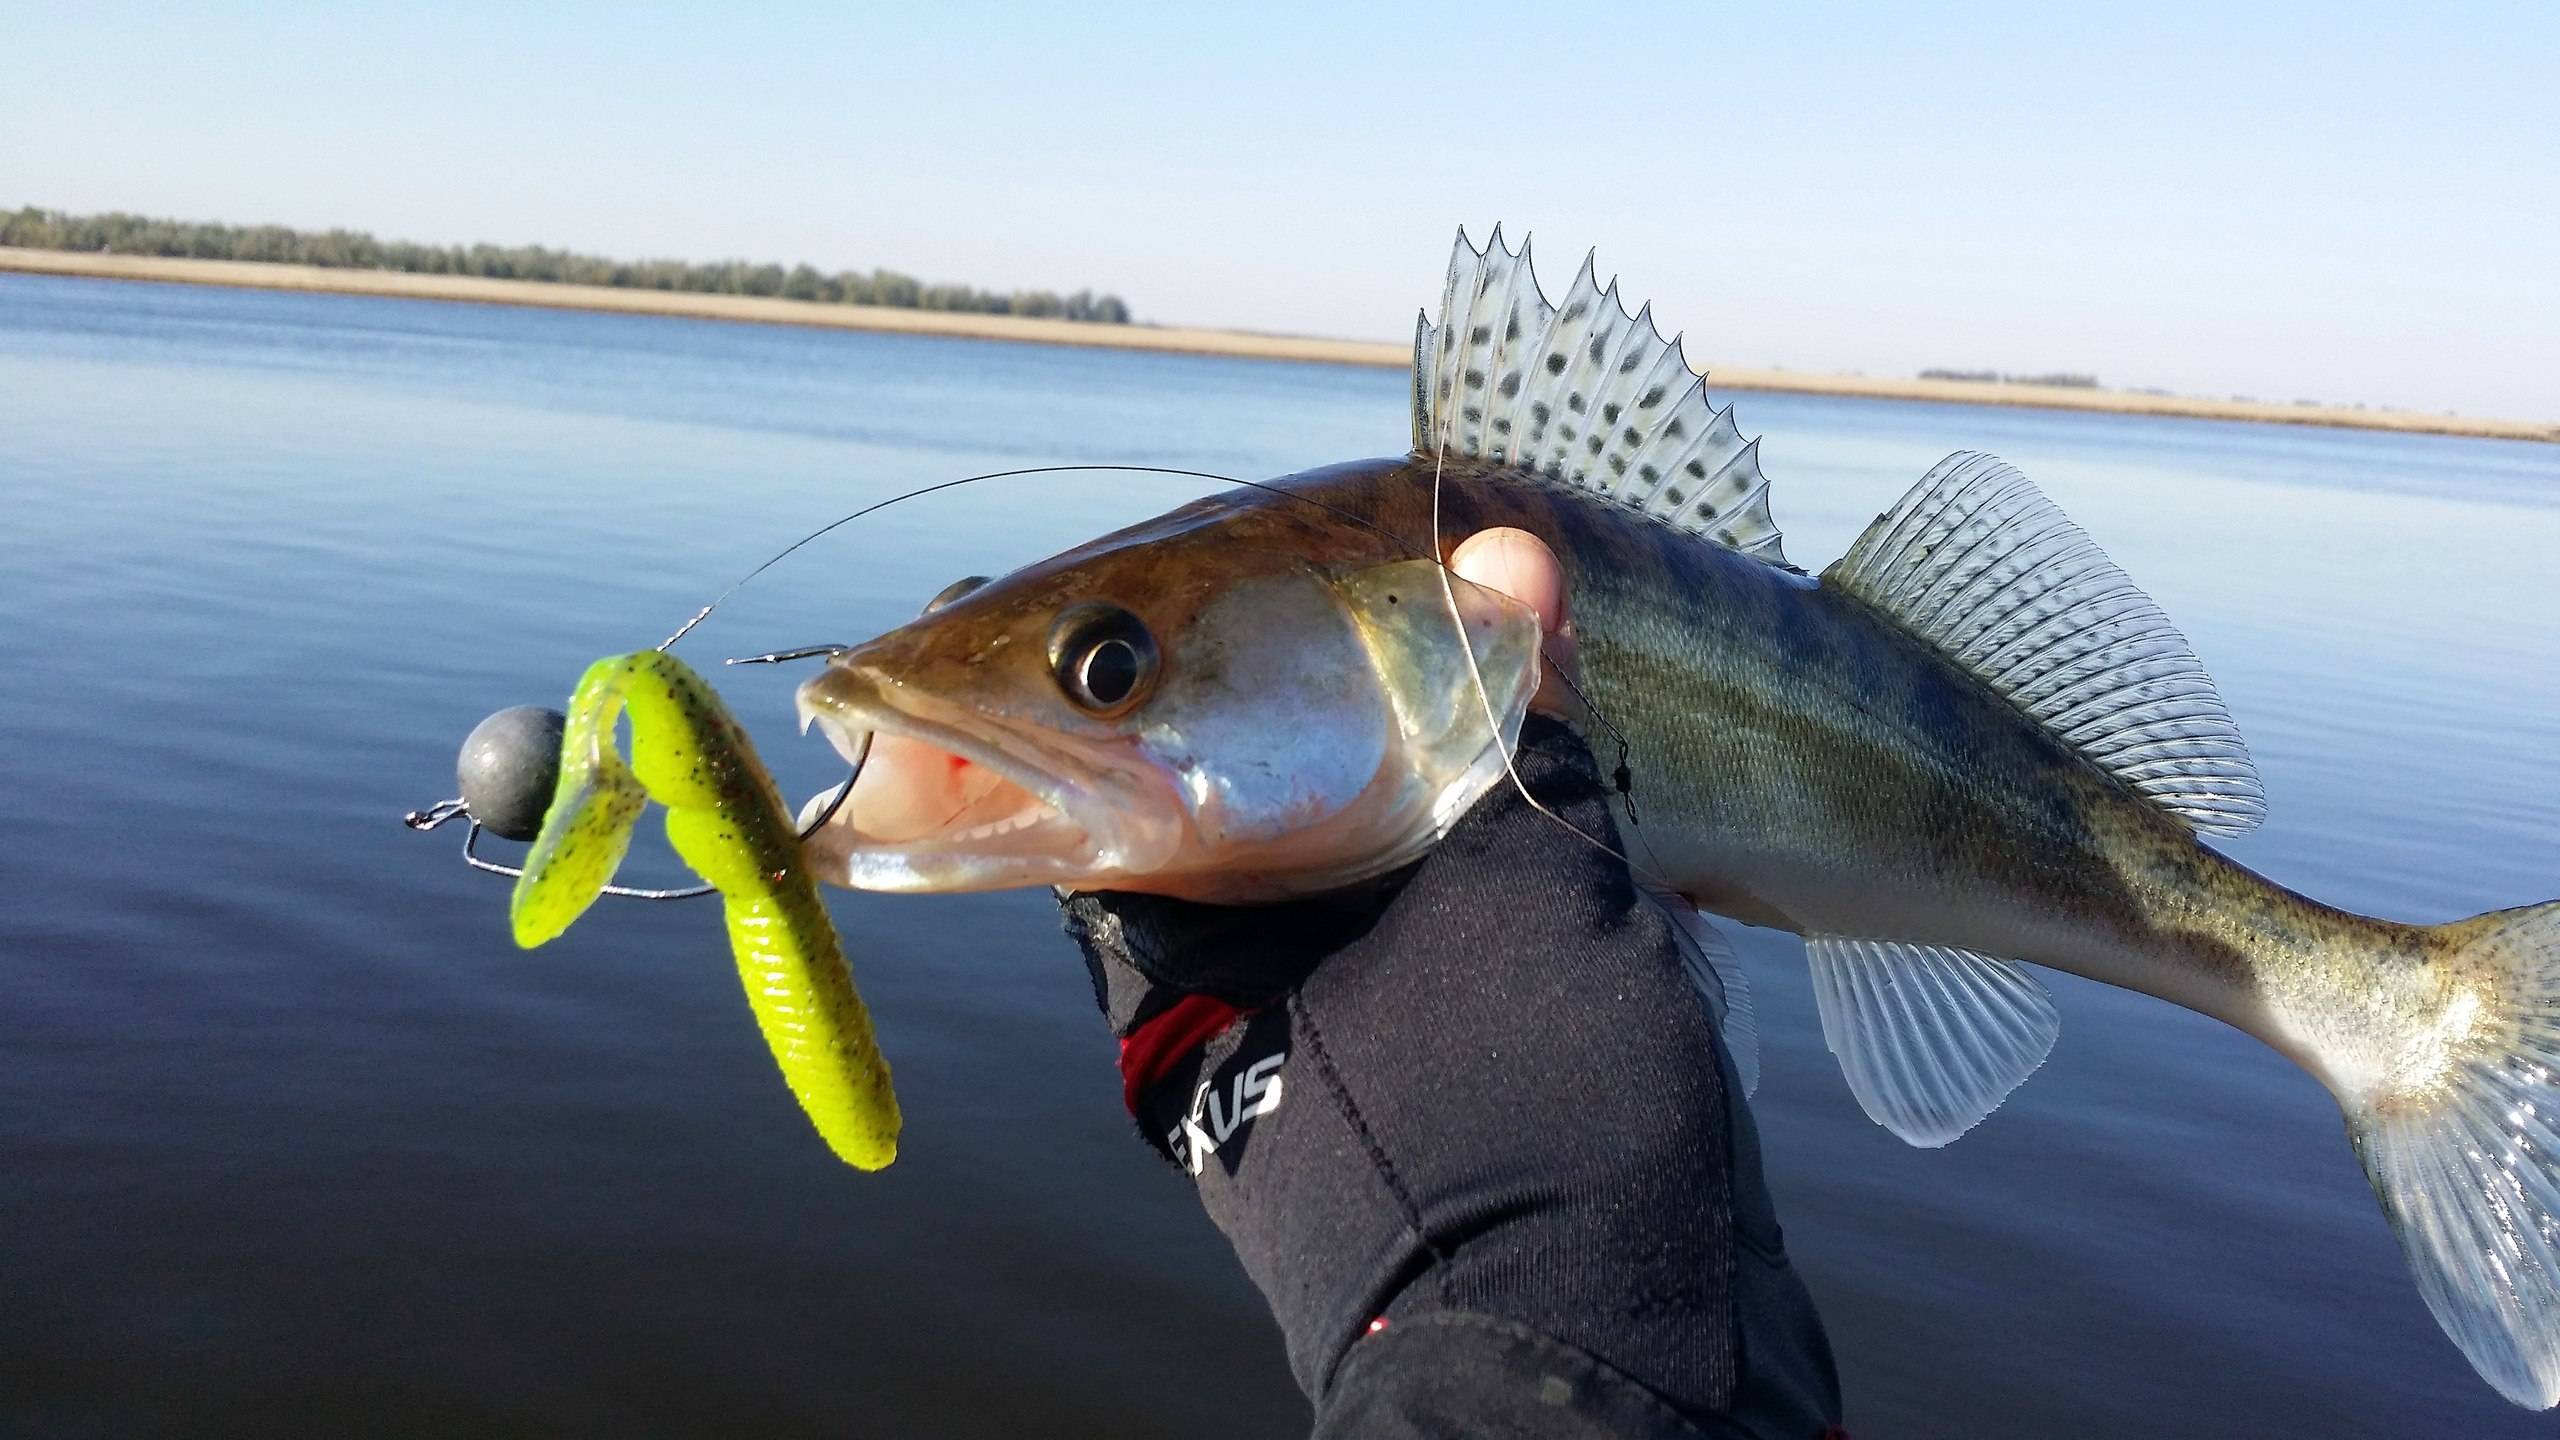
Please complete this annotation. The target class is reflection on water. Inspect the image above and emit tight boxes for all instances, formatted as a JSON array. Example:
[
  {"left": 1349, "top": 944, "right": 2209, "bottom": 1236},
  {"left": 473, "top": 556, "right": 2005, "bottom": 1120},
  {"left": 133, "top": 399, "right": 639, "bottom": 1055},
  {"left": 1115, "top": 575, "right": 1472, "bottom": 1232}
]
[{"left": 3, "top": 274, "right": 2555, "bottom": 1437}]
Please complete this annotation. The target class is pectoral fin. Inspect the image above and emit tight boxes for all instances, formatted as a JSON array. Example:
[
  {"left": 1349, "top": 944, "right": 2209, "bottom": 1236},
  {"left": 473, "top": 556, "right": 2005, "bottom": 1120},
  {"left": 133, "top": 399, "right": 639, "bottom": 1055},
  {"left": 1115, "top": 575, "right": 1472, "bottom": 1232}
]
[
  {"left": 1806, "top": 935, "right": 2058, "bottom": 1147},
  {"left": 1646, "top": 888, "right": 1759, "bottom": 1098}
]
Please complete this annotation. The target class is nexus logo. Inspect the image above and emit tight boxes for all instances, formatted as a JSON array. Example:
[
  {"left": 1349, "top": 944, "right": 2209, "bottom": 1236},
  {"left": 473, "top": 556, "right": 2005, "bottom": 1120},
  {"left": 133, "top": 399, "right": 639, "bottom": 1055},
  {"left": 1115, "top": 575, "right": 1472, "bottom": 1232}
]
[{"left": 1169, "top": 1051, "right": 1285, "bottom": 1175}]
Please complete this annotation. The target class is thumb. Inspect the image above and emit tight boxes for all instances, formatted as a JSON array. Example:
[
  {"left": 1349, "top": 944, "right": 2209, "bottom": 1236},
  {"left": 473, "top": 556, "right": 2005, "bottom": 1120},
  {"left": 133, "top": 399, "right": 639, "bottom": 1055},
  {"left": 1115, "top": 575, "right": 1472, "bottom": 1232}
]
[{"left": 1449, "top": 526, "right": 1574, "bottom": 714}]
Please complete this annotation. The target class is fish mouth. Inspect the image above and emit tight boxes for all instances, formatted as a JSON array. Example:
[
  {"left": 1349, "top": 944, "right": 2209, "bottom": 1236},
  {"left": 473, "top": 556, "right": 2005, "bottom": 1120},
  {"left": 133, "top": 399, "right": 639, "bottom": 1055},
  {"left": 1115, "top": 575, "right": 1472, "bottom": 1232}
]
[{"left": 792, "top": 663, "right": 1179, "bottom": 892}]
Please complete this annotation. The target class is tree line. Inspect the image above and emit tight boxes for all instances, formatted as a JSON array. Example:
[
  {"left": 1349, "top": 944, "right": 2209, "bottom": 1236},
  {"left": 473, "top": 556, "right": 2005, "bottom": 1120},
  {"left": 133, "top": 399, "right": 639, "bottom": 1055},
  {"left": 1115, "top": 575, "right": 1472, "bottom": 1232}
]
[
  {"left": 2, "top": 206, "right": 1133, "bottom": 323},
  {"left": 1920, "top": 367, "right": 2099, "bottom": 389}
]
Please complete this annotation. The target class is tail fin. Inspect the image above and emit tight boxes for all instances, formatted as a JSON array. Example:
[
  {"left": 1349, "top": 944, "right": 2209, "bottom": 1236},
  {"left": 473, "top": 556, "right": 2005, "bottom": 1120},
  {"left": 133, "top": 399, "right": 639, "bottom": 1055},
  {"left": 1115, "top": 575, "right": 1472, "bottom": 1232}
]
[{"left": 2351, "top": 902, "right": 2560, "bottom": 1408}]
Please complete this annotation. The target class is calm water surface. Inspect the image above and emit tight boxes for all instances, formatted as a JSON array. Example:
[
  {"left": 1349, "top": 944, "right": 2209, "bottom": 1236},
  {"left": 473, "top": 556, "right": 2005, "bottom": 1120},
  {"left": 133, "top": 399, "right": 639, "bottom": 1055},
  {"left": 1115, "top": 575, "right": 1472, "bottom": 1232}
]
[{"left": 4, "top": 275, "right": 2557, "bottom": 1437}]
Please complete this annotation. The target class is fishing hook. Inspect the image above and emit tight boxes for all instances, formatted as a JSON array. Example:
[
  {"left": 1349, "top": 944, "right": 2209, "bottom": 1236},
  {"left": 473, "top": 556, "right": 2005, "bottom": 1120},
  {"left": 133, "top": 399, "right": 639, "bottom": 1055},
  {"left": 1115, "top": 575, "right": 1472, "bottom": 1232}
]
[
  {"left": 403, "top": 730, "right": 869, "bottom": 901},
  {"left": 726, "top": 643, "right": 850, "bottom": 666}
]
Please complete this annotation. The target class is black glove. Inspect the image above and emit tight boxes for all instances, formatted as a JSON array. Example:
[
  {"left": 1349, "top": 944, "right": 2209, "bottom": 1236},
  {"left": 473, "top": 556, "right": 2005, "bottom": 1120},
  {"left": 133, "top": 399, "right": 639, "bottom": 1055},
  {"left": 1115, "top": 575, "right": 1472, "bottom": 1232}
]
[{"left": 1062, "top": 718, "right": 1843, "bottom": 1440}]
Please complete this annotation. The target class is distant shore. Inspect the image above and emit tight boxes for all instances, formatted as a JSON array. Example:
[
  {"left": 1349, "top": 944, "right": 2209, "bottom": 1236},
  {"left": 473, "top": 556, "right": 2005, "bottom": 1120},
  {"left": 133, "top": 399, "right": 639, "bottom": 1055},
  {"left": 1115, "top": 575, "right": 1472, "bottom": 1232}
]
[
  {"left": 8, "top": 247, "right": 2550, "bottom": 444},
  {"left": 0, "top": 248, "right": 1395, "bottom": 366}
]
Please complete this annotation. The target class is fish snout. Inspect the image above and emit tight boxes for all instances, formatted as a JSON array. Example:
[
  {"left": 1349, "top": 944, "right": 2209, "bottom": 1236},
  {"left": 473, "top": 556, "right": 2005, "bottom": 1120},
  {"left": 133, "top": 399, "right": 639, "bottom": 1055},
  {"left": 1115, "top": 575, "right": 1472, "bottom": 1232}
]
[{"left": 794, "top": 659, "right": 888, "bottom": 767}]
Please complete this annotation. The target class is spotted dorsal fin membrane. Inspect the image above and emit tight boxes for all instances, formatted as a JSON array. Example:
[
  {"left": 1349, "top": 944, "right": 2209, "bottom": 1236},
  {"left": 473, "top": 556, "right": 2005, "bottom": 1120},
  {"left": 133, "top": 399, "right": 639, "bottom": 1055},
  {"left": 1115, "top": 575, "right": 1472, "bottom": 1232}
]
[
  {"left": 1826, "top": 452, "right": 2267, "bottom": 837},
  {"left": 1413, "top": 225, "right": 1788, "bottom": 567}
]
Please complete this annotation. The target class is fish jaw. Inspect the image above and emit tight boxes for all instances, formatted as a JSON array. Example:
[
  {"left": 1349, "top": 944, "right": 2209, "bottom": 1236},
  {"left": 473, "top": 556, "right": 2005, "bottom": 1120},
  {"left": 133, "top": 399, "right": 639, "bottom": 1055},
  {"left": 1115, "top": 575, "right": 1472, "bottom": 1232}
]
[{"left": 794, "top": 661, "right": 1185, "bottom": 893}]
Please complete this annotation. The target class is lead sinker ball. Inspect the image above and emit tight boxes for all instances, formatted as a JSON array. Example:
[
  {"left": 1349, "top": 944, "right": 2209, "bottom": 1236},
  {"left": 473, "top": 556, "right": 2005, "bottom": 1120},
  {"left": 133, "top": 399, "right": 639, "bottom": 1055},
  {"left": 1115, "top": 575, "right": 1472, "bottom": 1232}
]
[{"left": 457, "top": 706, "right": 566, "bottom": 841}]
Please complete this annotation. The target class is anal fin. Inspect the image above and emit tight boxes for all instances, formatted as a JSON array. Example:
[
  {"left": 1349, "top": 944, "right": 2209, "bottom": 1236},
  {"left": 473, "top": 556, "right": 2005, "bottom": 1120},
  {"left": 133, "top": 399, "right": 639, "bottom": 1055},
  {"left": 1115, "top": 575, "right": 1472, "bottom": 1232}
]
[{"left": 1806, "top": 935, "right": 2058, "bottom": 1147}]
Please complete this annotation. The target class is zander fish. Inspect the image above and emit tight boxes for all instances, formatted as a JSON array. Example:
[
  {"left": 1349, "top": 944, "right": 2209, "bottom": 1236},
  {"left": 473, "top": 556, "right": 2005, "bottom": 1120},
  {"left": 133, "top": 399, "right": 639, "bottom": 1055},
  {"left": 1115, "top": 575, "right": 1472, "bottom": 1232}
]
[{"left": 792, "top": 229, "right": 2560, "bottom": 1404}]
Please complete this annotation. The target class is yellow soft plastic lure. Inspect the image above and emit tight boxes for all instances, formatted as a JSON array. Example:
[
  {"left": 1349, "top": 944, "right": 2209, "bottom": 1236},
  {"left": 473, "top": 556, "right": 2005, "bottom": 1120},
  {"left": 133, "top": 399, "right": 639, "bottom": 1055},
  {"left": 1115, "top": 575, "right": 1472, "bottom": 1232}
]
[{"left": 509, "top": 650, "right": 899, "bottom": 1170}]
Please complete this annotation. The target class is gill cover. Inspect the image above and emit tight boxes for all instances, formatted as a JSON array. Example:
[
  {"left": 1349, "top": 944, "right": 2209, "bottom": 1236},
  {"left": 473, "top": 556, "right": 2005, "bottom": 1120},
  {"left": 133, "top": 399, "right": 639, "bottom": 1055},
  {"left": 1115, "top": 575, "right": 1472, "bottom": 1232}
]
[
  {"left": 1338, "top": 558, "right": 1545, "bottom": 859},
  {"left": 1122, "top": 558, "right": 1542, "bottom": 897}
]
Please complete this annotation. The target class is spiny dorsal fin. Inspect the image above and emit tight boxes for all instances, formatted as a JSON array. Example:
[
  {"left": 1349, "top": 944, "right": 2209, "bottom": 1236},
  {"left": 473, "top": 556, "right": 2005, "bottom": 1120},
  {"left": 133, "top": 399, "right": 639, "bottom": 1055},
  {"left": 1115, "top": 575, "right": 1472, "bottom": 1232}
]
[
  {"left": 1413, "top": 225, "right": 1788, "bottom": 567},
  {"left": 1826, "top": 452, "right": 2267, "bottom": 837},
  {"left": 1806, "top": 935, "right": 2058, "bottom": 1147}
]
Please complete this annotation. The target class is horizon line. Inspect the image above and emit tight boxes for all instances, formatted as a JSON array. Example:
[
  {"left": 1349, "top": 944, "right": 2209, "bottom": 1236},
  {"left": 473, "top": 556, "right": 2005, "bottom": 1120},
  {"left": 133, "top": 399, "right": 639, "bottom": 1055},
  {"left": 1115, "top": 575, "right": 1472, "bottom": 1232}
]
[{"left": 4, "top": 247, "right": 2550, "bottom": 446}]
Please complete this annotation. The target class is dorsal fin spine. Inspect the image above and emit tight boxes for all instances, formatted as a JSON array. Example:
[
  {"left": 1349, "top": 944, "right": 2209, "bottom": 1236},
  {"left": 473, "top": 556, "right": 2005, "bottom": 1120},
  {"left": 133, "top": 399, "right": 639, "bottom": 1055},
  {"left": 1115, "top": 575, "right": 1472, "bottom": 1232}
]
[
  {"left": 1436, "top": 230, "right": 1481, "bottom": 454},
  {"left": 1591, "top": 302, "right": 1658, "bottom": 488},
  {"left": 1479, "top": 241, "right": 1530, "bottom": 460},
  {"left": 1548, "top": 279, "right": 1625, "bottom": 481},
  {"left": 1581, "top": 301, "right": 1658, "bottom": 496},
  {"left": 1691, "top": 436, "right": 1769, "bottom": 534},
  {"left": 1519, "top": 252, "right": 1598, "bottom": 473},
  {"left": 1617, "top": 333, "right": 1699, "bottom": 489},
  {"left": 1457, "top": 224, "right": 1508, "bottom": 458},
  {"left": 1429, "top": 232, "right": 1474, "bottom": 447},
  {"left": 1410, "top": 311, "right": 1435, "bottom": 453},
  {"left": 1414, "top": 227, "right": 1791, "bottom": 566},
  {"left": 1616, "top": 379, "right": 1713, "bottom": 508},
  {"left": 1638, "top": 401, "right": 1745, "bottom": 514},
  {"left": 1483, "top": 232, "right": 1542, "bottom": 464},
  {"left": 1596, "top": 325, "right": 1697, "bottom": 498}
]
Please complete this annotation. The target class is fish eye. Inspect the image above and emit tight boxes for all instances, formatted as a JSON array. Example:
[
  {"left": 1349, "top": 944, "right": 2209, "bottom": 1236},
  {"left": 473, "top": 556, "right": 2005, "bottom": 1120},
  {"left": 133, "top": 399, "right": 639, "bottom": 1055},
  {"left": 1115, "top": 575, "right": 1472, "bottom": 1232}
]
[
  {"left": 923, "top": 575, "right": 991, "bottom": 615},
  {"left": 1047, "top": 602, "right": 1159, "bottom": 716}
]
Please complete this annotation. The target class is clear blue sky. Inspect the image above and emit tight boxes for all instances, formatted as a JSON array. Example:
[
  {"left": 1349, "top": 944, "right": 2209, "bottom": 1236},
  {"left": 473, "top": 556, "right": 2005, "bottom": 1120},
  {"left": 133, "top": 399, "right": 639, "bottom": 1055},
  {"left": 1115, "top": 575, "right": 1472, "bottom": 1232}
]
[{"left": 6, "top": 1, "right": 2553, "bottom": 417}]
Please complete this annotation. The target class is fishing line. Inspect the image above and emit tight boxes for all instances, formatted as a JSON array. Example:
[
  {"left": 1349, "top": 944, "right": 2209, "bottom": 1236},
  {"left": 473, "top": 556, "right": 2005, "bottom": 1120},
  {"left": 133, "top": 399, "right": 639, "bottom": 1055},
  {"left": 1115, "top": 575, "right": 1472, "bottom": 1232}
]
[
  {"left": 659, "top": 464, "right": 1431, "bottom": 654},
  {"left": 1422, "top": 282, "right": 1675, "bottom": 896},
  {"left": 1429, "top": 448, "right": 1670, "bottom": 893}
]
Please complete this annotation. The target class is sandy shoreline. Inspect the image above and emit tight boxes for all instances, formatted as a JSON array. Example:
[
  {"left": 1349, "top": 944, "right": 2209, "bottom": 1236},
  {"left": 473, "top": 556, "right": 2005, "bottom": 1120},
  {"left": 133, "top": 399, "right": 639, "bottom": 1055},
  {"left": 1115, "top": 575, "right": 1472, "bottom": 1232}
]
[{"left": 7, "top": 246, "right": 2550, "bottom": 443}]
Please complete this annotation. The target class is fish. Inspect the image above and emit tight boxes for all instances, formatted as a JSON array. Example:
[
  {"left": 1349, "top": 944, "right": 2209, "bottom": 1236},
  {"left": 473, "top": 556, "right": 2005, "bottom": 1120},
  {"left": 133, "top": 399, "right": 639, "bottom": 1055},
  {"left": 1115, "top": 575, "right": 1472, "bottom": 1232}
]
[
  {"left": 515, "top": 649, "right": 899, "bottom": 1170},
  {"left": 789, "top": 227, "right": 2560, "bottom": 1405}
]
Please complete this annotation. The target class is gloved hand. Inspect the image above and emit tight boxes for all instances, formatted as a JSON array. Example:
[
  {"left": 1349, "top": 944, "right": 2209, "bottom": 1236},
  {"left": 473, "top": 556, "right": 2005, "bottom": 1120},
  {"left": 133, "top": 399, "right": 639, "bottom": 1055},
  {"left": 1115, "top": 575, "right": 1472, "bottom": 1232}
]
[{"left": 1061, "top": 716, "right": 1844, "bottom": 1440}]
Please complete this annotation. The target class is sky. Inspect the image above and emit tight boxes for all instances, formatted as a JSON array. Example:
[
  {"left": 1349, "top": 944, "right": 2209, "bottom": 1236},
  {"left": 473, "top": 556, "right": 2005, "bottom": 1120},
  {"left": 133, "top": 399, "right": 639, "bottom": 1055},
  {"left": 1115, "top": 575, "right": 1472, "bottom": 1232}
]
[{"left": 5, "top": 1, "right": 2554, "bottom": 418}]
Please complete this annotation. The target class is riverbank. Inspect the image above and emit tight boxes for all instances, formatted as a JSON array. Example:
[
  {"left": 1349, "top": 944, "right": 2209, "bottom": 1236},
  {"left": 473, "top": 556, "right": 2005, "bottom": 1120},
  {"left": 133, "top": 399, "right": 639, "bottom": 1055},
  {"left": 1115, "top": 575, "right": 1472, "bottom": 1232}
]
[{"left": 7, "top": 246, "right": 2549, "bottom": 442}]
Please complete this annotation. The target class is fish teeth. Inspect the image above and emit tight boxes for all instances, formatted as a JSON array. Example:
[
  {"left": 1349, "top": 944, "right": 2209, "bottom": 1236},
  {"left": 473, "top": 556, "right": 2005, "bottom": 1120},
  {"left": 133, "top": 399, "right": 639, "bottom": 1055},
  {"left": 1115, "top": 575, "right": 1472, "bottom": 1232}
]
[
  {"left": 952, "top": 807, "right": 1050, "bottom": 843},
  {"left": 806, "top": 708, "right": 871, "bottom": 768}
]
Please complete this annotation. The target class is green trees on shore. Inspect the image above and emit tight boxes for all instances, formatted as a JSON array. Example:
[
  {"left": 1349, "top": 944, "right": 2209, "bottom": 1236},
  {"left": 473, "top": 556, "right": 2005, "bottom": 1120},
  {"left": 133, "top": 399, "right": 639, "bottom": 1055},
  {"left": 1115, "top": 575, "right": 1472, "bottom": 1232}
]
[{"left": 1, "top": 206, "right": 1133, "bottom": 323}]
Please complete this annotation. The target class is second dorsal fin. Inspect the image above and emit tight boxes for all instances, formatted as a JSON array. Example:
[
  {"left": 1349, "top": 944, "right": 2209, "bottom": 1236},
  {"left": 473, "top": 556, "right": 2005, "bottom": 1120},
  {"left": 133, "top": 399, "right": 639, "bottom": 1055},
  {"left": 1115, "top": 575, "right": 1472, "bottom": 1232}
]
[
  {"left": 1826, "top": 452, "right": 2267, "bottom": 837},
  {"left": 1413, "top": 226, "right": 1789, "bottom": 567}
]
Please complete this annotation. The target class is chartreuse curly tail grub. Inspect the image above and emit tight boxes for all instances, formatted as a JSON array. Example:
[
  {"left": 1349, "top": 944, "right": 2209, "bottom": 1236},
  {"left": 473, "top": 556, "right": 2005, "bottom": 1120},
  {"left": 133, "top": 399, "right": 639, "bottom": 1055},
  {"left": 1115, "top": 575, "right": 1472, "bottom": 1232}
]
[{"left": 510, "top": 650, "right": 899, "bottom": 1170}]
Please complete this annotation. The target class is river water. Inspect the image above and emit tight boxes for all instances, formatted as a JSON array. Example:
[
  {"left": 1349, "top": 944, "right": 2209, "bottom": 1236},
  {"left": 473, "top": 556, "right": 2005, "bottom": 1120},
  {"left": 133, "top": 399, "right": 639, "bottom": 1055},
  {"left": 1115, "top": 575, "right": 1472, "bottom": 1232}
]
[{"left": 4, "top": 273, "right": 2557, "bottom": 1436}]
